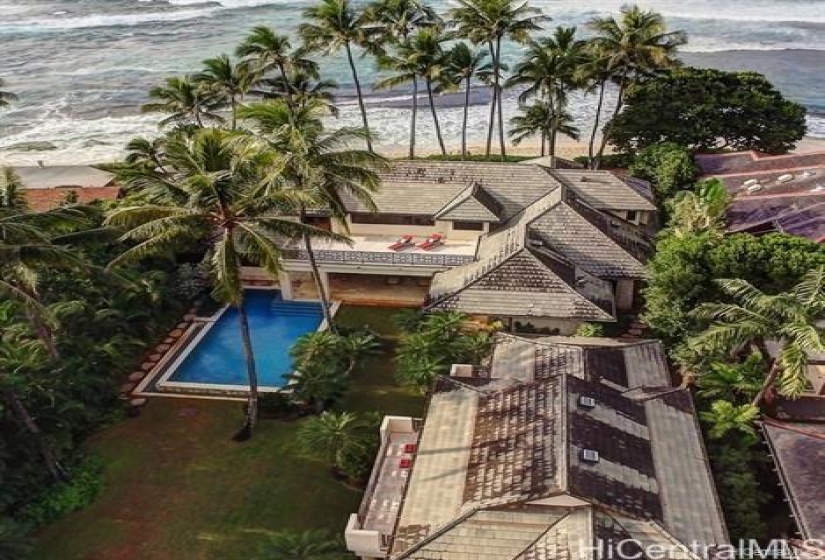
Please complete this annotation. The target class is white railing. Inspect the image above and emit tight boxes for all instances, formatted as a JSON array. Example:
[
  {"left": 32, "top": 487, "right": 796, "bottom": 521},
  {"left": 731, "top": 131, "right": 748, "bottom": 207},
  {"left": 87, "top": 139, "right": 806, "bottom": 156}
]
[{"left": 283, "top": 248, "right": 475, "bottom": 267}]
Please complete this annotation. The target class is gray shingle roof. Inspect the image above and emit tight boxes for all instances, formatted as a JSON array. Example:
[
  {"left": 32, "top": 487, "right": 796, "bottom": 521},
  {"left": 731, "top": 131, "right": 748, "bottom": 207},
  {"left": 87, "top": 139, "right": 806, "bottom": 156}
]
[
  {"left": 435, "top": 183, "right": 504, "bottom": 222},
  {"left": 550, "top": 169, "right": 657, "bottom": 211},
  {"left": 762, "top": 421, "right": 825, "bottom": 540},
  {"left": 388, "top": 336, "right": 728, "bottom": 559},
  {"left": 426, "top": 187, "right": 650, "bottom": 317}
]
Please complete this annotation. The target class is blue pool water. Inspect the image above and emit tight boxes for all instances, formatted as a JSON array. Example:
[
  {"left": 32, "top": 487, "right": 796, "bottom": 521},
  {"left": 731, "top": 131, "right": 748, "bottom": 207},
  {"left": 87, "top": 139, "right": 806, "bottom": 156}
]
[{"left": 168, "top": 290, "right": 323, "bottom": 388}]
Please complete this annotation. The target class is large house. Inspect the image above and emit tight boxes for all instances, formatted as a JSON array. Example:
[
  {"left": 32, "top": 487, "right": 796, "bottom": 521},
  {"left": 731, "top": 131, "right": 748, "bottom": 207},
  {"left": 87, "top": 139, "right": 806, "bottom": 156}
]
[
  {"left": 695, "top": 150, "right": 825, "bottom": 243},
  {"left": 279, "top": 161, "right": 657, "bottom": 332},
  {"left": 345, "top": 334, "right": 728, "bottom": 559}
]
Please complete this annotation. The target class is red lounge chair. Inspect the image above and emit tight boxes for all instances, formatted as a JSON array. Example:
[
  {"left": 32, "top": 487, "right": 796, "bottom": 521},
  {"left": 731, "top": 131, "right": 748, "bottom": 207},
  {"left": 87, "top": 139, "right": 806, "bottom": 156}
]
[
  {"left": 417, "top": 233, "right": 444, "bottom": 250},
  {"left": 388, "top": 235, "right": 414, "bottom": 251}
]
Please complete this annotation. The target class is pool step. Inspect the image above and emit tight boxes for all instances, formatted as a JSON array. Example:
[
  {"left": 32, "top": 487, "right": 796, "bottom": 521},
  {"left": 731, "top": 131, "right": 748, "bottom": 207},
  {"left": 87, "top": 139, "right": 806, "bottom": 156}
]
[{"left": 266, "top": 302, "right": 324, "bottom": 317}]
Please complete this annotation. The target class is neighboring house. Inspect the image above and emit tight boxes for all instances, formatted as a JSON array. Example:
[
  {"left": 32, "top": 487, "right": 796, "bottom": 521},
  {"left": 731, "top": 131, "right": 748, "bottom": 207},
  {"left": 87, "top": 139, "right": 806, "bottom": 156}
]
[
  {"left": 695, "top": 151, "right": 825, "bottom": 243},
  {"left": 760, "top": 347, "right": 825, "bottom": 546},
  {"left": 345, "top": 334, "right": 728, "bottom": 560},
  {"left": 280, "top": 161, "right": 656, "bottom": 332},
  {"left": 12, "top": 165, "right": 120, "bottom": 210}
]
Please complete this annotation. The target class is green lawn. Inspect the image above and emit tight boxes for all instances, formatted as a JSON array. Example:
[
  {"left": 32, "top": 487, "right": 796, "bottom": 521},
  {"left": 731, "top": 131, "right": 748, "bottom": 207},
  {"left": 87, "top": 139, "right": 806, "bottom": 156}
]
[{"left": 34, "top": 306, "right": 423, "bottom": 560}]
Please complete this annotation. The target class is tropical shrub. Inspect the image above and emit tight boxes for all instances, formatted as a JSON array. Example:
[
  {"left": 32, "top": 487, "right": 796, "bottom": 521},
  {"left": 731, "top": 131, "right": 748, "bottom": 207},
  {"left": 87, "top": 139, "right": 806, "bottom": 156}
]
[
  {"left": 20, "top": 459, "right": 103, "bottom": 527},
  {"left": 394, "top": 311, "right": 494, "bottom": 393},
  {"left": 629, "top": 143, "right": 698, "bottom": 201},
  {"left": 0, "top": 517, "right": 32, "bottom": 560},
  {"left": 573, "top": 322, "right": 605, "bottom": 337},
  {"left": 297, "top": 411, "right": 380, "bottom": 480}
]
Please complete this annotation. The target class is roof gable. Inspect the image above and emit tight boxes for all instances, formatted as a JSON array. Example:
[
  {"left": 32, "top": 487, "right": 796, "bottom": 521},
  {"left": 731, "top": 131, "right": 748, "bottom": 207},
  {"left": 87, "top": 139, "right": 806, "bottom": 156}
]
[
  {"left": 550, "top": 169, "right": 657, "bottom": 211},
  {"left": 435, "top": 183, "right": 504, "bottom": 222}
]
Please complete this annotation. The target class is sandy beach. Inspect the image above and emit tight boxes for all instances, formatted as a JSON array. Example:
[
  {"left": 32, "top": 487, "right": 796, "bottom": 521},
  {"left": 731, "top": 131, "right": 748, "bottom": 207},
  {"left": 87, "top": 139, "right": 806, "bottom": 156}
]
[{"left": 380, "top": 135, "right": 825, "bottom": 160}]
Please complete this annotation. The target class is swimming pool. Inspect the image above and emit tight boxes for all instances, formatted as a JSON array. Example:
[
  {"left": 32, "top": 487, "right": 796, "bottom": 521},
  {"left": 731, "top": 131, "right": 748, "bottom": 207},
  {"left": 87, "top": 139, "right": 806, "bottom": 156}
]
[{"left": 164, "top": 290, "right": 324, "bottom": 390}]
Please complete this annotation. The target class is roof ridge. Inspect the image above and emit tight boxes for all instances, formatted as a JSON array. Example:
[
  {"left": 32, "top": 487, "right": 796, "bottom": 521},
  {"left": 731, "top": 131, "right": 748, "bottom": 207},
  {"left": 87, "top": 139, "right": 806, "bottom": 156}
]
[{"left": 392, "top": 507, "right": 483, "bottom": 559}]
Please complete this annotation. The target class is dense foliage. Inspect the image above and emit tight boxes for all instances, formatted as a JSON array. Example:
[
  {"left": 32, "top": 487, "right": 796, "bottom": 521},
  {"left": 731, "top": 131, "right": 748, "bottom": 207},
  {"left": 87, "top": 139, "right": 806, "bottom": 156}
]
[
  {"left": 0, "top": 200, "right": 188, "bottom": 549},
  {"left": 608, "top": 67, "right": 807, "bottom": 154},
  {"left": 628, "top": 142, "right": 698, "bottom": 200},
  {"left": 643, "top": 232, "right": 825, "bottom": 343},
  {"left": 394, "top": 310, "right": 495, "bottom": 393}
]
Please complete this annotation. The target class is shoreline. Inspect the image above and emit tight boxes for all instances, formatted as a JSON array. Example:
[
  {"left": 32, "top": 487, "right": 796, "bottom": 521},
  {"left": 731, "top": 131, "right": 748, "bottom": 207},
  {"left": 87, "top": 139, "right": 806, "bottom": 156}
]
[{"left": 4, "top": 135, "right": 825, "bottom": 168}]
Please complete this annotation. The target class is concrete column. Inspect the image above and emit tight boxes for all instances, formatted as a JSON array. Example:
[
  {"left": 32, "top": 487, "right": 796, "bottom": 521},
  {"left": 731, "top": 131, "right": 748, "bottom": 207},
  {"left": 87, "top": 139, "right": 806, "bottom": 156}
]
[
  {"left": 278, "top": 270, "right": 294, "bottom": 301},
  {"left": 319, "top": 270, "right": 331, "bottom": 299},
  {"left": 616, "top": 279, "right": 635, "bottom": 311}
]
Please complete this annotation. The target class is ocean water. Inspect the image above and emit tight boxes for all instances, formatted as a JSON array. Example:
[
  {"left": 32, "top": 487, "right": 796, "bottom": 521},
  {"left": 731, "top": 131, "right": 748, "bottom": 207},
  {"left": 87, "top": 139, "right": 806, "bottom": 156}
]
[{"left": 0, "top": 0, "right": 823, "bottom": 164}]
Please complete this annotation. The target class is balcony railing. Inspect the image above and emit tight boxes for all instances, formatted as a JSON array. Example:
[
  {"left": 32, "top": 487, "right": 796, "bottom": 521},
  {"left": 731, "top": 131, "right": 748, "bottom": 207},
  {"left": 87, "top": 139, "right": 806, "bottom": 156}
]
[{"left": 283, "top": 248, "right": 475, "bottom": 267}]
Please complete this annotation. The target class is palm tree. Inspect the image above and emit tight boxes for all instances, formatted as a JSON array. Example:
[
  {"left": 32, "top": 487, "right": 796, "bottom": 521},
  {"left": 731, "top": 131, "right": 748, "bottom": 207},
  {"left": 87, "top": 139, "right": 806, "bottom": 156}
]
[
  {"left": 696, "top": 355, "right": 764, "bottom": 402},
  {"left": 445, "top": 43, "right": 492, "bottom": 158},
  {"left": 588, "top": 5, "right": 686, "bottom": 167},
  {"left": 1, "top": 167, "right": 27, "bottom": 209},
  {"left": 449, "top": 0, "right": 549, "bottom": 158},
  {"left": 700, "top": 400, "right": 760, "bottom": 441},
  {"left": 375, "top": 44, "right": 420, "bottom": 158},
  {"left": 0, "top": 181, "right": 94, "bottom": 480},
  {"left": 239, "top": 100, "right": 383, "bottom": 331},
  {"left": 580, "top": 49, "right": 614, "bottom": 167},
  {"left": 142, "top": 76, "right": 225, "bottom": 128},
  {"left": 236, "top": 26, "right": 318, "bottom": 108},
  {"left": 258, "top": 529, "right": 347, "bottom": 560},
  {"left": 297, "top": 411, "right": 373, "bottom": 472},
  {"left": 258, "top": 71, "right": 339, "bottom": 115},
  {"left": 195, "top": 55, "right": 252, "bottom": 129},
  {"left": 380, "top": 29, "right": 449, "bottom": 155},
  {"left": 105, "top": 128, "right": 338, "bottom": 441},
  {"left": 300, "top": 0, "right": 375, "bottom": 151},
  {"left": 689, "top": 267, "right": 825, "bottom": 406},
  {"left": 509, "top": 101, "right": 579, "bottom": 157},
  {"left": 0, "top": 78, "right": 18, "bottom": 108},
  {"left": 366, "top": 0, "right": 439, "bottom": 46},
  {"left": 124, "top": 137, "right": 168, "bottom": 173}
]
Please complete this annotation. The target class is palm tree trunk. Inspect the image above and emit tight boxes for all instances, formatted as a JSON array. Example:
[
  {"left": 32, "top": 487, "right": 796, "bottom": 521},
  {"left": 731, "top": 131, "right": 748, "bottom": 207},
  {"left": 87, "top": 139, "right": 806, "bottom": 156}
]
[
  {"left": 278, "top": 62, "right": 294, "bottom": 109},
  {"left": 4, "top": 388, "right": 70, "bottom": 481},
  {"left": 751, "top": 360, "right": 781, "bottom": 408},
  {"left": 230, "top": 93, "right": 237, "bottom": 130},
  {"left": 345, "top": 42, "right": 373, "bottom": 152},
  {"left": 462, "top": 76, "right": 471, "bottom": 159},
  {"left": 549, "top": 129, "right": 557, "bottom": 158},
  {"left": 410, "top": 75, "right": 419, "bottom": 159},
  {"left": 301, "top": 228, "right": 336, "bottom": 333},
  {"left": 426, "top": 79, "right": 446, "bottom": 155},
  {"left": 232, "top": 300, "right": 259, "bottom": 442},
  {"left": 595, "top": 74, "right": 628, "bottom": 169},
  {"left": 541, "top": 131, "right": 546, "bottom": 156},
  {"left": 588, "top": 79, "right": 606, "bottom": 169},
  {"left": 494, "top": 37, "right": 506, "bottom": 161},
  {"left": 485, "top": 41, "right": 496, "bottom": 157}
]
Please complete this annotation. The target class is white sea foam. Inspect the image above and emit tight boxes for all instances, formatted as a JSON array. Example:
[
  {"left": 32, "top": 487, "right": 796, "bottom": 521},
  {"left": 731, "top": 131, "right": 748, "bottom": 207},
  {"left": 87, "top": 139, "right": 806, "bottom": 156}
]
[{"left": 2, "top": 8, "right": 218, "bottom": 31}]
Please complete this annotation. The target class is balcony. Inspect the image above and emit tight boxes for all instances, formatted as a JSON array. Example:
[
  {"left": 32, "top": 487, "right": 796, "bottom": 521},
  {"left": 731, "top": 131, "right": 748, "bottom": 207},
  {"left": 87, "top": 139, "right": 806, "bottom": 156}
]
[
  {"left": 283, "top": 235, "right": 477, "bottom": 269},
  {"left": 346, "top": 416, "right": 420, "bottom": 558}
]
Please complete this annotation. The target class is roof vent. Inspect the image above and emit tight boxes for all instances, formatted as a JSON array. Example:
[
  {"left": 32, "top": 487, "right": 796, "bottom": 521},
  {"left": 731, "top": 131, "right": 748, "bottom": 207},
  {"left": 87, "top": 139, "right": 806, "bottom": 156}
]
[
  {"left": 580, "top": 176, "right": 589, "bottom": 182},
  {"left": 746, "top": 184, "right": 764, "bottom": 194},
  {"left": 777, "top": 173, "right": 794, "bottom": 183},
  {"left": 581, "top": 449, "right": 600, "bottom": 463},
  {"left": 578, "top": 396, "right": 596, "bottom": 409}
]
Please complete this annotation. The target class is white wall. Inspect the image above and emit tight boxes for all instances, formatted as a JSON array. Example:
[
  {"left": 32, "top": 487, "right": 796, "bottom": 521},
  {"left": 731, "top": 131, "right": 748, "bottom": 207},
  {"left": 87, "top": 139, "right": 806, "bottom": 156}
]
[{"left": 344, "top": 514, "right": 385, "bottom": 559}]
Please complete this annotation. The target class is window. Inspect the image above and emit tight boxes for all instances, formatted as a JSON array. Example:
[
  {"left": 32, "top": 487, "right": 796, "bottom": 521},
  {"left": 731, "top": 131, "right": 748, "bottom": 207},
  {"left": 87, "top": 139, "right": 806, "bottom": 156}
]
[
  {"left": 350, "top": 213, "right": 435, "bottom": 226},
  {"left": 452, "top": 221, "right": 485, "bottom": 231},
  {"left": 626, "top": 210, "right": 638, "bottom": 222}
]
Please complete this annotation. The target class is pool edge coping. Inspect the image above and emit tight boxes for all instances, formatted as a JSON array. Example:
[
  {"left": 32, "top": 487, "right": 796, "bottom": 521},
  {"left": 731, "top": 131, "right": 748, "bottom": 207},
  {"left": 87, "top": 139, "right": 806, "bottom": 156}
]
[{"left": 134, "top": 287, "right": 339, "bottom": 401}]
